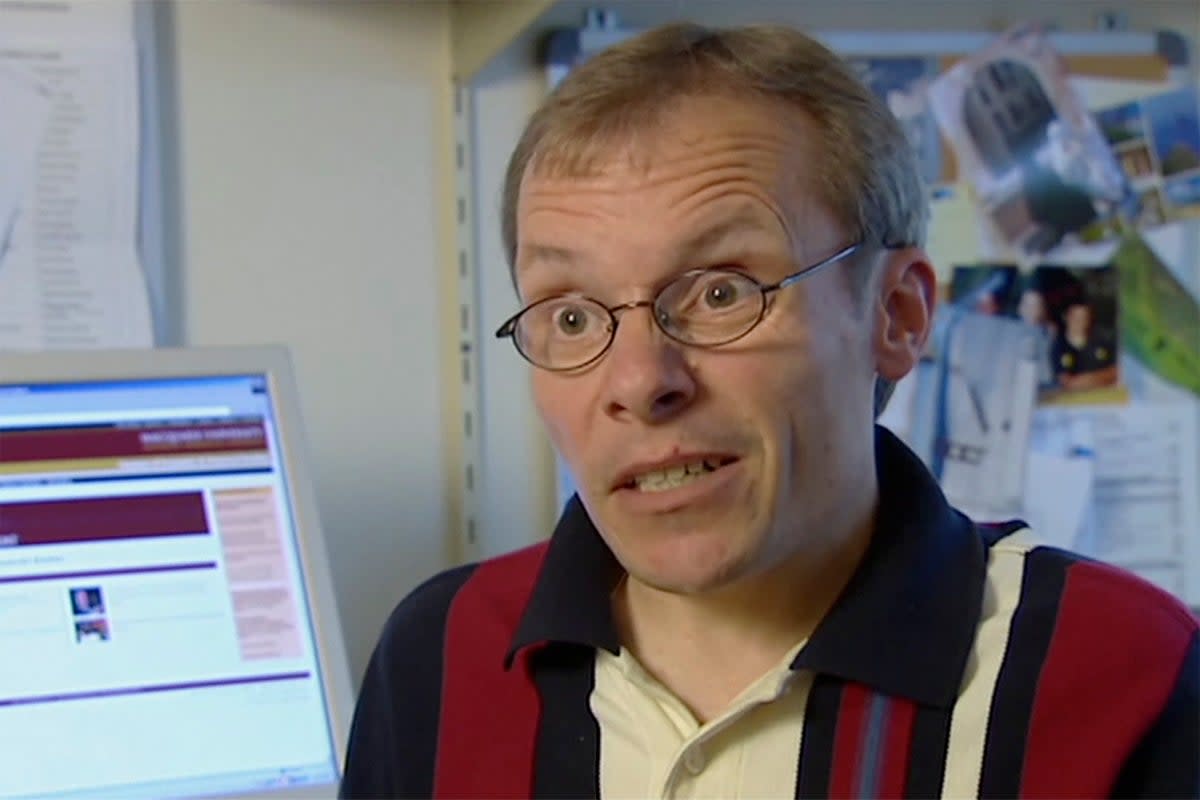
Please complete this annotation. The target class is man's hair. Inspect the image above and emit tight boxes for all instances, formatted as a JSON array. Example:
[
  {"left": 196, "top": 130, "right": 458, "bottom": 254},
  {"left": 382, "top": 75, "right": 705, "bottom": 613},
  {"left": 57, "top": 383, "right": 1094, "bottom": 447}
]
[{"left": 501, "top": 22, "right": 930, "bottom": 416}]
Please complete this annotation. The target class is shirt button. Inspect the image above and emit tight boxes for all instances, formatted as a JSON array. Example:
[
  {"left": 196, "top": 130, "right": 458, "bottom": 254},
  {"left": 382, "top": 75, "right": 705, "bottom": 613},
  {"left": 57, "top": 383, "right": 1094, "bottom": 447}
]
[{"left": 682, "top": 746, "right": 706, "bottom": 775}]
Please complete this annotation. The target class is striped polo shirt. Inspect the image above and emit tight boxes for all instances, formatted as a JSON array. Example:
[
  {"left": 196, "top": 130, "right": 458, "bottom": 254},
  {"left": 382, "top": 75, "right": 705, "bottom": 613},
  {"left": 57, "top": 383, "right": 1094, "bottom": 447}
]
[{"left": 340, "top": 427, "right": 1199, "bottom": 799}]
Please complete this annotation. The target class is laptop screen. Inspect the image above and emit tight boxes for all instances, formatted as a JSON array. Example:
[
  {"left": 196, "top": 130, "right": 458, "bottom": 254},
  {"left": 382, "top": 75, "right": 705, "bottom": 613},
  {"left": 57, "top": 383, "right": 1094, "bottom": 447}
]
[{"left": 0, "top": 367, "right": 346, "bottom": 798}]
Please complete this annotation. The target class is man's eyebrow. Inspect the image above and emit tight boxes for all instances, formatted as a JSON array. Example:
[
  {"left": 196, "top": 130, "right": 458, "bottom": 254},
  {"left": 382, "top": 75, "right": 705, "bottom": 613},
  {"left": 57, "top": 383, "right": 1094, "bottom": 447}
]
[{"left": 518, "top": 243, "right": 580, "bottom": 271}]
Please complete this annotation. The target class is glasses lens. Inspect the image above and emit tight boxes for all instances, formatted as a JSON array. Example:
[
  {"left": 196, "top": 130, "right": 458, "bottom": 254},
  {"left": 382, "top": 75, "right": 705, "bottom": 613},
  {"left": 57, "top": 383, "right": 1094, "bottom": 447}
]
[
  {"left": 515, "top": 296, "right": 613, "bottom": 369},
  {"left": 656, "top": 270, "right": 765, "bottom": 344}
]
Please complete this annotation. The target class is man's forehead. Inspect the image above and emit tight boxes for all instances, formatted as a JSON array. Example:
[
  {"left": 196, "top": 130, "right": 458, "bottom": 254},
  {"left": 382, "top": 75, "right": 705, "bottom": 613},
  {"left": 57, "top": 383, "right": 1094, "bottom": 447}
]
[
  {"left": 513, "top": 95, "right": 839, "bottom": 272},
  {"left": 525, "top": 91, "right": 818, "bottom": 183},
  {"left": 516, "top": 197, "right": 787, "bottom": 266}
]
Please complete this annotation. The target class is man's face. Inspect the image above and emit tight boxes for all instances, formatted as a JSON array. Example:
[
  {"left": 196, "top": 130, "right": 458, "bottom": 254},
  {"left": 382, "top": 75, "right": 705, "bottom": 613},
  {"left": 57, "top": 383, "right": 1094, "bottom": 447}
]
[
  {"left": 1017, "top": 289, "right": 1046, "bottom": 326},
  {"left": 1065, "top": 303, "right": 1091, "bottom": 336},
  {"left": 515, "top": 95, "right": 883, "bottom": 595}
]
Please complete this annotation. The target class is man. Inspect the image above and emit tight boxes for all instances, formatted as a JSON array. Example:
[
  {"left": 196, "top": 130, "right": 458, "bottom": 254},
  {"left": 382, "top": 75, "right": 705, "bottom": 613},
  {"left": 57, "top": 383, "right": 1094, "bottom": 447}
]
[
  {"left": 1011, "top": 280, "right": 1058, "bottom": 392},
  {"left": 1050, "top": 299, "right": 1120, "bottom": 391},
  {"left": 341, "top": 23, "right": 1197, "bottom": 799}
]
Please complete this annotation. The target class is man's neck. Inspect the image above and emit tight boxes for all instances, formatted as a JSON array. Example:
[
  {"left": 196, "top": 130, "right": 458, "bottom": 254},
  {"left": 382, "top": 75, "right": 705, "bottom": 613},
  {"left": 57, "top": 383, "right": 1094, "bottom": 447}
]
[{"left": 611, "top": 485, "right": 878, "bottom": 723}]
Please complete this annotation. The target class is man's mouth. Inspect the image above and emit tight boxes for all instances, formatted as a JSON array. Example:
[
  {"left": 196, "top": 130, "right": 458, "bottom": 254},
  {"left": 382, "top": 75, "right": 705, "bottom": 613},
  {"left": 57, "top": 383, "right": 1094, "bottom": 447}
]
[{"left": 623, "top": 457, "right": 737, "bottom": 493}]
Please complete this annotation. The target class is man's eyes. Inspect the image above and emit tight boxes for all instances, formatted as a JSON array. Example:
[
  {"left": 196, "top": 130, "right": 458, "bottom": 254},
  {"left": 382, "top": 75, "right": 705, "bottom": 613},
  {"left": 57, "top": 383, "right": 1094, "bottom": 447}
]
[
  {"left": 698, "top": 275, "right": 748, "bottom": 309},
  {"left": 673, "top": 270, "right": 756, "bottom": 312},
  {"left": 551, "top": 304, "right": 592, "bottom": 336}
]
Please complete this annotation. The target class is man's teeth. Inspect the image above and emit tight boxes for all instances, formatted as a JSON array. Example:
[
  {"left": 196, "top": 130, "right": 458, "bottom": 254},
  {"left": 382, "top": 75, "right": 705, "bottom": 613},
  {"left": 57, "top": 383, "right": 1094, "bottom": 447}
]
[{"left": 633, "top": 459, "right": 721, "bottom": 492}]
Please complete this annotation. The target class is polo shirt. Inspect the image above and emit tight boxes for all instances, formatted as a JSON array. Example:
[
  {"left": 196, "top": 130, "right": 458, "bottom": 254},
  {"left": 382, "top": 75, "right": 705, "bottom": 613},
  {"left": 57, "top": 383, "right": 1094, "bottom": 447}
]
[
  {"left": 339, "top": 427, "right": 1199, "bottom": 799},
  {"left": 590, "top": 638, "right": 812, "bottom": 797},
  {"left": 1051, "top": 332, "right": 1116, "bottom": 376}
]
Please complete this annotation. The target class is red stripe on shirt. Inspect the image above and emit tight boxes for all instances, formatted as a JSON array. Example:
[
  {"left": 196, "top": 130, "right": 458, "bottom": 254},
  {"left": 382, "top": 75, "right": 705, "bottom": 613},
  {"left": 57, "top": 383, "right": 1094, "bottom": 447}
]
[
  {"left": 1020, "top": 560, "right": 1197, "bottom": 798},
  {"left": 434, "top": 543, "right": 550, "bottom": 799},
  {"left": 829, "top": 682, "right": 872, "bottom": 797},
  {"left": 876, "top": 697, "right": 917, "bottom": 798}
]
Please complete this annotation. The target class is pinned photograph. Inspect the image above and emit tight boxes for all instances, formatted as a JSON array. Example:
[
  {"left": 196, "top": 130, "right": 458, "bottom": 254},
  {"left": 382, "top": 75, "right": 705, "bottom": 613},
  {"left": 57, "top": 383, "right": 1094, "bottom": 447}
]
[
  {"left": 1112, "top": 233, "right": 1200, "bottom": 397},
  {"left": 1094, "top": 87, "right": 1200, "bottom": 226},
  {"left": 1143, "top": 88, "right": 1200, "bottom": 178},
  {"left": 928, "top": 25, "right": 1131, "bottom": 256},
  {"left": 1033, "top": 265, "right": 1121, "bottom": 400},
  {"left": 950, "top": 264, "right": 1057, "bottom": 391},
  {"left": 950, "top": 263, "right": 1122, "bottom": 401}
]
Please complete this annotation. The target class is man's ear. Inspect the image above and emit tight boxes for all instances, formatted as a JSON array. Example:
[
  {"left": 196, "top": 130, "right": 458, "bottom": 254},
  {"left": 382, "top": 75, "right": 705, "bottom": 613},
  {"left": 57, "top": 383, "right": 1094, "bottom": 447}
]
[{"left": 872, "top": 248, "right": 937, "bottom": 381}]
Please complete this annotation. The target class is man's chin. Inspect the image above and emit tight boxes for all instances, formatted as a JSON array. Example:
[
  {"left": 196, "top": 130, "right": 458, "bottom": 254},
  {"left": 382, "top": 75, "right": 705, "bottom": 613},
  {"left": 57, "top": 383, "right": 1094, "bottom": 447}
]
[
  {"left": 629, "top": 571, "right": 737, "bottom": 597},
  {"left": 592, "top": 505, "right": 760, "bottom": 590},
  {"left": 619, "top": 542, "right": 750, "bottom": 598}
]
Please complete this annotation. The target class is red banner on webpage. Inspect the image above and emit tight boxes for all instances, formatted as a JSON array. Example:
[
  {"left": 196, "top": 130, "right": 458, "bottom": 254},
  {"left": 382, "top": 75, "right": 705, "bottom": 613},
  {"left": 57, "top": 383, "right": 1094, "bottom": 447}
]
[
  {"left": 0, "top": 493, "right": 209, "bottom": 546},
  {"left": 0, "top": 421, "right": 268, "bottom": 464}
]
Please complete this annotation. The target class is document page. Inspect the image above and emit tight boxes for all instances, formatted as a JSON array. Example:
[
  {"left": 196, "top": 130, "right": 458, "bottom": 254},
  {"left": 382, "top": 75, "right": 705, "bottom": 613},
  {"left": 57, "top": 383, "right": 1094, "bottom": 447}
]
[
  {"left": 0, "top": 0, "right": 152, "bottom": 349},
  {"left": 1085, "top": 404, "right": 1200, "bottom": 603}
]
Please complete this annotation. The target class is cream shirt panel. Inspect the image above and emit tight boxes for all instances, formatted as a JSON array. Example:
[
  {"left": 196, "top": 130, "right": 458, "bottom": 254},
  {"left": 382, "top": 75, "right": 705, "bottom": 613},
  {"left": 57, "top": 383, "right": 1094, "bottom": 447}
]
[
  {"left": 592, "top": 641, "right": 810, "bottom": 800},
  {"left": 940, "top": 526, "right": 1035, "bottom": 798}
]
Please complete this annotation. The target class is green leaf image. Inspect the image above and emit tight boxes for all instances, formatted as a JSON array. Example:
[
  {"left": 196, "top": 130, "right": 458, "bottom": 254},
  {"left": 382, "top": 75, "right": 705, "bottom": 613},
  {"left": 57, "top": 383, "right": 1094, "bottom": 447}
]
[{"left": 1113, "top": 232, "right": 1200, "bottom": 397}]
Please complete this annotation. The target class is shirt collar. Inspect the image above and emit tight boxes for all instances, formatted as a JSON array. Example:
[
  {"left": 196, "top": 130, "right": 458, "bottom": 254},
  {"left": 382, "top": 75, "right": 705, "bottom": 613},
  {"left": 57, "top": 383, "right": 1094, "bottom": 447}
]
[{"left": 507, "top": 426, "right": 986, "bottom": 708}]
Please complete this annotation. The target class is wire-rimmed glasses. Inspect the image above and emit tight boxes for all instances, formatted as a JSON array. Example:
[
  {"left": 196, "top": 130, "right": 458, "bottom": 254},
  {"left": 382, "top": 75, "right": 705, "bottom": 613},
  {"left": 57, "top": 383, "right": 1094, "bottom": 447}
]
[{"left": 496, "top": 243, "right": 861, "bottom": 371}]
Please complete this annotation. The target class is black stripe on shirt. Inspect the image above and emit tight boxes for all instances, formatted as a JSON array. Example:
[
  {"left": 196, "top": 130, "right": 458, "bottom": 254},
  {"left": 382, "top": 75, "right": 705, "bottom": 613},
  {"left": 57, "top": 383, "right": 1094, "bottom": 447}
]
[
  {"left": 977, "top": 547, "right": 1068, "bottom": 799},
  {"left": 531, "top": 644, "right": 602, "bottom": 798},
  {"left": 796, "top": 674, "right": 843, "bottom": 798},
  {"left": 340, "top": 563, "right": 477, "bottom": 800},
  {"left": 903, "top": 703, "right": 953, "bottom": 798}
]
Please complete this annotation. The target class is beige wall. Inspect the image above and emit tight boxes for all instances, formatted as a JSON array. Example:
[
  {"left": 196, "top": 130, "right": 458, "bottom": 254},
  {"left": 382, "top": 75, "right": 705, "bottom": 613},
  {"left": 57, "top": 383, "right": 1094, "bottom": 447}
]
[{"left": 172, "top": 0, "right": 455, "bottom": 683}]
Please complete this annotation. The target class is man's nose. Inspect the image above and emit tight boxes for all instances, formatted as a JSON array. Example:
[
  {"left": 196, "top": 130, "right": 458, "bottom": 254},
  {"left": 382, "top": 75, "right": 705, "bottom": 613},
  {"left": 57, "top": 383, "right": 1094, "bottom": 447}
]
[{"left": 601, "top": 304, "right": 697, "bottom": 424}]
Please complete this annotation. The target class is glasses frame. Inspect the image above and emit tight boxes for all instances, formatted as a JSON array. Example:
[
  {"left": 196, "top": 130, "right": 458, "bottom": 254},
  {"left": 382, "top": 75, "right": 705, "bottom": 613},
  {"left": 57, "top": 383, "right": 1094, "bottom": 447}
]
[{"left": 496, "top": 242, "right": 862, "bottom": 372}]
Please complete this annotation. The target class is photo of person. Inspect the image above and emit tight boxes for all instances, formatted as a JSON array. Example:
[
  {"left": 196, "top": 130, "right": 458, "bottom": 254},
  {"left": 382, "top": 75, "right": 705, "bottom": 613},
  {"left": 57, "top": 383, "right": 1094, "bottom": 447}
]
[
  {"left": 74, "top": 618, "right": 110, "bottom": 642},
  {"left": 1142, "top": 87, "right": 1200, "bottom": 178},
  {"left": 1051, "top": 301, "right": 1118, "bottom": 388},
  {"left": 69, "top": 586, "right": 104, "bottom": 616},
  {"left": 1034, "top": 265, "right": 1121, "bottom": 394},
  {"left": 950, "top": 265, "right": 1058, "bottom": 390},
  {"left": 1016, "top": 281, "right": 1054, "bottom": 334}
]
